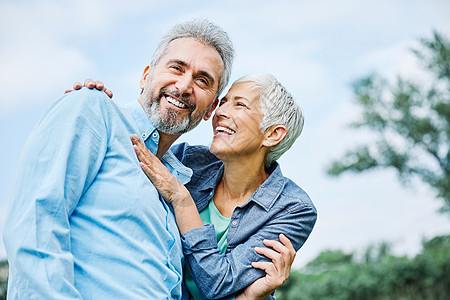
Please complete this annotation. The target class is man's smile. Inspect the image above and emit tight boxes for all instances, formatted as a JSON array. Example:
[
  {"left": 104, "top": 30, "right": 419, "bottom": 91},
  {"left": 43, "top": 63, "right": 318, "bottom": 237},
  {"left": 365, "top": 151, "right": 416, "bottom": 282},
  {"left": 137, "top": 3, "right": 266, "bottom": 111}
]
[{"left": 165, "top": 95, "right": 189, "bottom": 109}]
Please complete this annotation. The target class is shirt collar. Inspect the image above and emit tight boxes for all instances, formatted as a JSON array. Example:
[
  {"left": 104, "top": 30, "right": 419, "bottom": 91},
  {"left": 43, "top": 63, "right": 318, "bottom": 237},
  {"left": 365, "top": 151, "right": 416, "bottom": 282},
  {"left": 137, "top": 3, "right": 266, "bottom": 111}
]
[
  {"left": 125, "top": 101, "right": 193, "bottom": 185},
  {"left": 124, "top": 101, "right": 155, "bottom": 142}
]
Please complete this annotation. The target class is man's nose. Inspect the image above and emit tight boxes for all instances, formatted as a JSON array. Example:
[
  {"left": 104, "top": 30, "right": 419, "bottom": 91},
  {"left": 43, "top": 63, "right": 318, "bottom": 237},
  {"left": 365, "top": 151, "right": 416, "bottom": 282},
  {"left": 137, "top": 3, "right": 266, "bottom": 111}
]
[{"left": 175, "top": 75, "right": 193, "bottom": 95}]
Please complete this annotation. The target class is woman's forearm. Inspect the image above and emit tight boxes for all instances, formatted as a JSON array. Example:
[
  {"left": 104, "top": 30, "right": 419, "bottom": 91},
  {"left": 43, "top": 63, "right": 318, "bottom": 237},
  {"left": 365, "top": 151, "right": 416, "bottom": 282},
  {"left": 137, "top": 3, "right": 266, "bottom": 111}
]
[{"left": 171, "top": 189, "right": 204, "bottom": 235}]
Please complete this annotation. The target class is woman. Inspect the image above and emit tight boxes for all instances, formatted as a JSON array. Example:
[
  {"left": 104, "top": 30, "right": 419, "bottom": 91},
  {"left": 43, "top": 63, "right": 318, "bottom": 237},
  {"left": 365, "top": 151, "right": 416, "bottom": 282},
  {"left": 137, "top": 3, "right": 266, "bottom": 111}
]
[{"left": 130, "top": 74, "right": 317, "bottom": 299}]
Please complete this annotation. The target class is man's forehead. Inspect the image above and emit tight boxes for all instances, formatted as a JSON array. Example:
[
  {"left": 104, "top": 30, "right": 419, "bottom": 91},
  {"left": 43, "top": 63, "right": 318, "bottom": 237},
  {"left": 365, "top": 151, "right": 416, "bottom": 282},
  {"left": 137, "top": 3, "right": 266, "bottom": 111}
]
[{"left": 162, "top": 37, "right": 223, "bottom": 68}]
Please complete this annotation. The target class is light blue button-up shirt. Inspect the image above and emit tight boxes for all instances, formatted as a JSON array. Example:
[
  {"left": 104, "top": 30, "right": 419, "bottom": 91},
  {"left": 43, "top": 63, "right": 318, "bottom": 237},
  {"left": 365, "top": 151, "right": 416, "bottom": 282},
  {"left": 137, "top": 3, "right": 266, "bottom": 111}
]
[{"left": 3, "top": 88, "right": 192, "bottom": 299}]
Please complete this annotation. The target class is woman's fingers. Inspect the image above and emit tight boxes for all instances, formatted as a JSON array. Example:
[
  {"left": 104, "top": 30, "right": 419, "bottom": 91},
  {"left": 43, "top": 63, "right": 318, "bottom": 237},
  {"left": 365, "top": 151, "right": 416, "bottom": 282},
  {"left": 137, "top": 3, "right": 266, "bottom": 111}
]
[
  {"left": 84, "top": 78, "right": 95, "bottom": 88},
  {"left": 130, "top": 134, "right": 166, "bottom": 178},
  {"left": 130, "top": 134, "right": 155, "bottom": 167},
  {"left": 73, "top": 82, "right": 83, "bottom": 90},
  {"left": 279, "top": 233, "right": 295, "bottom": 252},
  {"left": 68, "top": 79, "right": 113, "bottom": 98},
  {"left": 263, "top": 234, "right": 296, "bottom": 262},
  {"left": 254, "top": 234, "right": 296, "bottom": 283},
  {"left": 251, "top": 261, "right": 285, "bottom": 288},
  {"left": 103, "top": 88, "right": 113, "bottom": 98},
  {"left": 255, "top": 246, "right": 282, "bottom": 262},
  {"left": 94, "top": 80, "right": 104, "bottom": 90},
  {"left": 251, "top": 261, "right": 276, "bottom": 273}
]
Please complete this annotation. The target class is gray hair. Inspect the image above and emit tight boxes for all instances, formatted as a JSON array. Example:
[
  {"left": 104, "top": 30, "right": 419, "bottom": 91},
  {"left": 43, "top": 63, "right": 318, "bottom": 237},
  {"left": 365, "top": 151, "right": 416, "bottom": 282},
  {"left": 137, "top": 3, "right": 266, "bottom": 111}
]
[
  {"left": 151, "top": 19, "right": 234, "bottom": 98},
  {"left": 234, "top": 74, "right": 304, "bottom": 166}
]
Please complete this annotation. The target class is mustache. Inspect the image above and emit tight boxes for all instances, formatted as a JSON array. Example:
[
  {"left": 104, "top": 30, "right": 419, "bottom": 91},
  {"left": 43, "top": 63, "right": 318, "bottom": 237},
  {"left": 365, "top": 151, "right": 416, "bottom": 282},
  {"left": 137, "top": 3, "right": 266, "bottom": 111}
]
[{"left": 159, "top": 88, "right": 196, "bottom": 112}]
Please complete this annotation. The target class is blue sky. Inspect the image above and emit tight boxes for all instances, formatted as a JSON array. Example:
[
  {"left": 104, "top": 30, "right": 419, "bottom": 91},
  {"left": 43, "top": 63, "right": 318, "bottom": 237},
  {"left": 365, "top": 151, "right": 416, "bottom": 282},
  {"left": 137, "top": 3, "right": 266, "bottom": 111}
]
[{"left": 1, "top": 0, "right": 450, "bottom": 268}]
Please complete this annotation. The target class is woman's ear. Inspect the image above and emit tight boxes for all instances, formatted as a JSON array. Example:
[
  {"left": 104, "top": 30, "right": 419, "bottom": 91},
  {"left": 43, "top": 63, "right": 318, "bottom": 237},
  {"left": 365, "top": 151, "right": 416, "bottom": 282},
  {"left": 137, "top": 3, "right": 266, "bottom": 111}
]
[
  {"left": 203, "top": 98, "right": 219, "bottom": 120},
  {"left": 263, "top": 125, "right": 288, "bottom": 147},
  {"left": 139, "top": 66, "right": 151, "bottom": 89}
]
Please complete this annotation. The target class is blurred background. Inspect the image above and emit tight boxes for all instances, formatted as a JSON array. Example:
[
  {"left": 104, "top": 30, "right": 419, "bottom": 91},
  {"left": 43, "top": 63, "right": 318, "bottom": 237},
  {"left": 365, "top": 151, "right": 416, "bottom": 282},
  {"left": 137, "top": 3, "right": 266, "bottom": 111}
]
[{"left": 1, "top": 0, "right": 449, "bottom": 298}]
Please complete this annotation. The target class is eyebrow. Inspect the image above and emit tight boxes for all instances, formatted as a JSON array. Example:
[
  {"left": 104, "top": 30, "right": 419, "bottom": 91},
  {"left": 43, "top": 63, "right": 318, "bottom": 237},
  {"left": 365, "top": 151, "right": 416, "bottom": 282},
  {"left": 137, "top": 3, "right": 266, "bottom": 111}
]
[
  {"left": 220, "top": 96, "right": 249, "bottom": 102},
  {"left": 233, "top": 96, "right": 249, "bottom": 102},
  {"left": 167, "top": 59, "right": 216, "bottom": 87}
]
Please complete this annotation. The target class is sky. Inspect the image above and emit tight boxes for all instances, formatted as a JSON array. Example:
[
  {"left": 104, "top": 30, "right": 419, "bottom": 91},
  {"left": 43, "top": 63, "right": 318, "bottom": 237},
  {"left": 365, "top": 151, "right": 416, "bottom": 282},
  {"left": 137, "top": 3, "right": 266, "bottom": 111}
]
[{"left": 1, "top": 0, "right": 450, "bottom": 269}]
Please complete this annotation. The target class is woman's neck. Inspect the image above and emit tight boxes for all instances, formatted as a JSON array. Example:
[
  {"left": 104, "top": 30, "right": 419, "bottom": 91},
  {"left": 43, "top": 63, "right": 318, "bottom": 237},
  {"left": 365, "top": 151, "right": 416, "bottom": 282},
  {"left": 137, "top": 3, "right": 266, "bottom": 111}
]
[{"left": 214, "top": 154, "right": 268, "bottom": 217}]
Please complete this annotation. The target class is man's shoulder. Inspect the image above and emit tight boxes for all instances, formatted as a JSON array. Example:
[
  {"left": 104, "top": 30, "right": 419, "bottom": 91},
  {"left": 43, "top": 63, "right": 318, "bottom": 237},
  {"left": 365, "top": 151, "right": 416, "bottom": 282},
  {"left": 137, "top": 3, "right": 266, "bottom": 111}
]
[
  {"left": 33, "top": 88, "right": 115, "bottom": 136},
  {"left": 58, "top": 88, "right": 113, "bottom": 113}
]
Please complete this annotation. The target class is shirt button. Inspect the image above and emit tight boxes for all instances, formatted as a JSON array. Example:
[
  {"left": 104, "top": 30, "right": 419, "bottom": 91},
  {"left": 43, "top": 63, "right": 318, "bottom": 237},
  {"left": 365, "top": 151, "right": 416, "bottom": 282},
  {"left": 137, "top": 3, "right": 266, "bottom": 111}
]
[
  {"left": 231, "top": 220, "right": 238, "bottom": 226},
  {"left": 141, "top": 133, "right": 147, "bottom": 138},
  {"left": 152, "top": 132, "right": 158, "bottom": 138}
]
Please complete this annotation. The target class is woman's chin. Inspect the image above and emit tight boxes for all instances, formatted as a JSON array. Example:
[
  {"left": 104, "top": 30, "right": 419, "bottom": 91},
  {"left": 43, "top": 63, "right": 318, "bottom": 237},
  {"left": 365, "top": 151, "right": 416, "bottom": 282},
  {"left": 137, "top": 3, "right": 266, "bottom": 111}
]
[{"left": 210, "top": 142, "right": 236, "bottom": 161}]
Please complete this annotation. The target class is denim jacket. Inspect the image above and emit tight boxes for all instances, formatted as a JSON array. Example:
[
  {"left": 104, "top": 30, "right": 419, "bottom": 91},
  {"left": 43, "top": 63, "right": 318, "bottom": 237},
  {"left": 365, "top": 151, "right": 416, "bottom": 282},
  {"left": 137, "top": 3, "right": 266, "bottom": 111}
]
[{"left": 172, "top": 143, "right": 317, "bottom": 300}]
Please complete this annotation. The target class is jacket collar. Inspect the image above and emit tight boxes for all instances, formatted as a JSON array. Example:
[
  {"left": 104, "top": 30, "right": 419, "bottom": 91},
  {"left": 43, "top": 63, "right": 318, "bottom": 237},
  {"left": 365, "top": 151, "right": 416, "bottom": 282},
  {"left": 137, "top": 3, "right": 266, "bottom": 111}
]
[
  {"left": 249, "top": 163, "right": 285, "bottom": 211},
  {"left": 198, "top": 162, "right": 286, "bottom": 212}
]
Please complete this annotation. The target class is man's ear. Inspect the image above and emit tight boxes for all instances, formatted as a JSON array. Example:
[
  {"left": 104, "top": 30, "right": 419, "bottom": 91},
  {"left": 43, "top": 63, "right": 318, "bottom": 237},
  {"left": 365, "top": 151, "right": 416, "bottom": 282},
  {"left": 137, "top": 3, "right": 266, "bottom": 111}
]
[
  {"left": 139, "top": 66, "right": 151, "bottom": 89},
  {"left": 203, "top": 98, "right": 219, "bottom": 121},
  {"left": 263, "top": 125, "right": 288, "bottom": 147}
]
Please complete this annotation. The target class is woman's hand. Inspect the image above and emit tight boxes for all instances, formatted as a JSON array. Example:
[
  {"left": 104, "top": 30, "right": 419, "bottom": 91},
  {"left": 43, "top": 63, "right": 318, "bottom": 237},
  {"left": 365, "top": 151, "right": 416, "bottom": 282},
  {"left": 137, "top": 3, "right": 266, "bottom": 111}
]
[
  {"left": 236, "top": 234, "right": 296, "bottom": 300},
  {"left": 130, "top": 134, "right": 189, "bottom": 206},
  {"left": 64, "top": 78, "right": 113, "bottom": 98},
  {"left": 130, "top": 134, "right": 204, "bottom": 234}
]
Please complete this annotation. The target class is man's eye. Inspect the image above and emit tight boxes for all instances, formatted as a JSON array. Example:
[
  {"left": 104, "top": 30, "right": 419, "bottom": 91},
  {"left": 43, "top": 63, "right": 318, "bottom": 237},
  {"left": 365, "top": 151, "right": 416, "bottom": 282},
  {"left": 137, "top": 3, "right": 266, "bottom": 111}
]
[
  {"left": 197, "top": 77, "right": 209, "bottom": 86},
  {"left": 236, "top": 102, "right": 246, "bottom": 107},
  {"left": 170, "top": 65, "right": 182, "bottom": 71}
]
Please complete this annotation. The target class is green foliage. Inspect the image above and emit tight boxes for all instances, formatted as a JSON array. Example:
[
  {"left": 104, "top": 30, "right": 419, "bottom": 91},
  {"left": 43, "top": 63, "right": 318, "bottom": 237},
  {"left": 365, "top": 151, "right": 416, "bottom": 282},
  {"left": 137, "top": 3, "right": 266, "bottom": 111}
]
[
  {"left": 304, "top": 249, "right": 354, "bottom": 273},
  {"left": 276, "top": 235, "right": 450, "bottom": 300},
  {"left": 327, "top": 31, "right": 450, "bottom": 214}
]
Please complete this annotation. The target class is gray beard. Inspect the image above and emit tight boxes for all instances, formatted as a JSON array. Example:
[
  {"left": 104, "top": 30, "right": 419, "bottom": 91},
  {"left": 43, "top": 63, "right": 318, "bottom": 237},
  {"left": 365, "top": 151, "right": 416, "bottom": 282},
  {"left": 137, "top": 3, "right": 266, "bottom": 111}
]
[
  {"left": 148, "top": 100, "right": 201, "bottom": 135},
  {"left": 142, "top": 88, "right": 204, "bottom": 135}
]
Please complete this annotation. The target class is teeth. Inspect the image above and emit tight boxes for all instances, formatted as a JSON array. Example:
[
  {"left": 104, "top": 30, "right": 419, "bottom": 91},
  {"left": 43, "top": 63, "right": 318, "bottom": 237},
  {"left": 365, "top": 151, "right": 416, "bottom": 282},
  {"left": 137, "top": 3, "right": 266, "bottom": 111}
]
[
  {"left": 216, "top": 126, "right": 235, "bottom": 135},
  {"left": 167, "top": 96, "right": 187, "bottom": 108}
]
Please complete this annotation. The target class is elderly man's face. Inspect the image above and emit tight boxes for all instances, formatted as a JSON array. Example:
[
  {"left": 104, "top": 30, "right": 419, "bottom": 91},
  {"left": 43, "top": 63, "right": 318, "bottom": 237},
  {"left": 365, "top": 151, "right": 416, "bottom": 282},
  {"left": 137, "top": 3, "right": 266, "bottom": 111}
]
[{"left": 140, "top": 37, "right": 224, "bottom": 135}]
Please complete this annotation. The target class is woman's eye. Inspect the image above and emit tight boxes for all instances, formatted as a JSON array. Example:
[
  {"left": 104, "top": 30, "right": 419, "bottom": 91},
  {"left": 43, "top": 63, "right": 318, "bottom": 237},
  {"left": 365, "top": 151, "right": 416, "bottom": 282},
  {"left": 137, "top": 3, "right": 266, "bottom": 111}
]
[{"left": 237, "top": 102, "right": 246, "bottom": 107}]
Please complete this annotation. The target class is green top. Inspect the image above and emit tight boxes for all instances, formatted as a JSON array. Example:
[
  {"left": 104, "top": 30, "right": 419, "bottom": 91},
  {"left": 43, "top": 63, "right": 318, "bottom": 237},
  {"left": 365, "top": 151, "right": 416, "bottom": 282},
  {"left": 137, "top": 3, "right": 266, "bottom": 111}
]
[{"left": 185, "top": 198, "right": 231, "bottom": 299}]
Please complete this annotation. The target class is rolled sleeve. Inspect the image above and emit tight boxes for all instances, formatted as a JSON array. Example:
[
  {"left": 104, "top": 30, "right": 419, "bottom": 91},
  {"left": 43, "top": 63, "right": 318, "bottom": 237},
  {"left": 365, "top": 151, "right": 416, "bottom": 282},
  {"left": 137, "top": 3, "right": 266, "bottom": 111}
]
[{"left": 181, "top": 224, "right": 218, "bottom": 255}]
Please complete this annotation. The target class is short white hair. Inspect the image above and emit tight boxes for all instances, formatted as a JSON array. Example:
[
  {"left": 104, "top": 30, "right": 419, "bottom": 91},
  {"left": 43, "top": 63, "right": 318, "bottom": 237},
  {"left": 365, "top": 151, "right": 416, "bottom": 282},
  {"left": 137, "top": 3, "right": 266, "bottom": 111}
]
[
  {"left": 234, "top": 74, "right": 304, "bottom": 166},
  {"left": 151, "top": 18, "right": 234, "bottom": 98}
]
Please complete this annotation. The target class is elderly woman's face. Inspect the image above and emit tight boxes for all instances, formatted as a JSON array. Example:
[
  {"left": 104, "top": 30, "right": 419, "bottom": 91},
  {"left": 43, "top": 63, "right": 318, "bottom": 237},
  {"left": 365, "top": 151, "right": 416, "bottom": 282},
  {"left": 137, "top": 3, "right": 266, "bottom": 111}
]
[{"left": 210, "top": 82, "right": 266, "bottom": 160}]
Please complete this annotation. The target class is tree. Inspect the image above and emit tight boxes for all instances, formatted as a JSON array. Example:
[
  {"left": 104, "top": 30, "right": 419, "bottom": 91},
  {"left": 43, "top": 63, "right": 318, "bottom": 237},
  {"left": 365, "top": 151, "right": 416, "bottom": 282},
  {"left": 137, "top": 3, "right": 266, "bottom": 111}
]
[
  {"left": 327, "top": 31, "right": 450, "bottom": 214},
  {"left": 276, "top": 236, "right": 450, "bottom": 300},
  {"left": 304, "top": 249, "right": 353, "bottom": 273}
]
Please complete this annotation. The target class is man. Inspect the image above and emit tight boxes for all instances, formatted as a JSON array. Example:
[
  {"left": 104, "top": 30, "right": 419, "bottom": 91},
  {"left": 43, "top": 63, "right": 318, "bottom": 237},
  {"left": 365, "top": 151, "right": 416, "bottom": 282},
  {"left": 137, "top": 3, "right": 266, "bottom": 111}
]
[{"left": 3, "top": 19, "right": 234, "bottom": 299}]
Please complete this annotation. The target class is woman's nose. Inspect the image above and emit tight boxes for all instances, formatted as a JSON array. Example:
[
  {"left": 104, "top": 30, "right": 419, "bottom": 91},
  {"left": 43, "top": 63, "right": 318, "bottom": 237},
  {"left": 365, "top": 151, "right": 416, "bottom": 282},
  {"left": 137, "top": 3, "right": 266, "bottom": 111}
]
[{"left": 215, "top": 102, "right": 231, "bottom": 119}]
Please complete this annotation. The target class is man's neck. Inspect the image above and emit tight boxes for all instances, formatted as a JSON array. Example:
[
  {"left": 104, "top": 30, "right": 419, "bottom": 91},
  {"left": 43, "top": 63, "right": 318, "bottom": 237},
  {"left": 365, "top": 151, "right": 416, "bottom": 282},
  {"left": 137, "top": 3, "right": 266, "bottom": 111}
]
[
  {"left": 137, "top": 97, "right": 181, "bottom": 159},
  {"left": 156, "top": 131, "right": 180, "bottom": 159}
]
